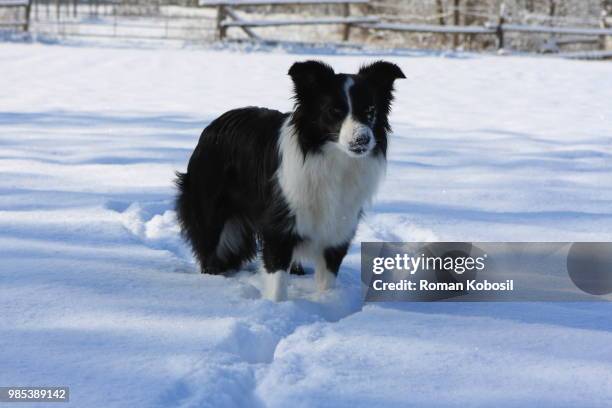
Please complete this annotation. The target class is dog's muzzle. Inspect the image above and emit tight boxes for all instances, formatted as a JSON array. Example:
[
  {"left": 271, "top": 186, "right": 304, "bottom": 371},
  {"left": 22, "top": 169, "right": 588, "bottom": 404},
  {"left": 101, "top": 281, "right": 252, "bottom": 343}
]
[
  {"left": 348, "top": 132, "right": 373, "bottom": 155},
  {"left": 339, "top": 116, "right": 375, "bottom": 156}
]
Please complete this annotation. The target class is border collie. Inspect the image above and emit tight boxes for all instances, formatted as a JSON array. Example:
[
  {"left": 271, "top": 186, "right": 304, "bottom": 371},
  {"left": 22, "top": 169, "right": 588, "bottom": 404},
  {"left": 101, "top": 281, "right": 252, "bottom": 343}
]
[{"left": 176, "top": 60, "right": 404, "bottom": 301}]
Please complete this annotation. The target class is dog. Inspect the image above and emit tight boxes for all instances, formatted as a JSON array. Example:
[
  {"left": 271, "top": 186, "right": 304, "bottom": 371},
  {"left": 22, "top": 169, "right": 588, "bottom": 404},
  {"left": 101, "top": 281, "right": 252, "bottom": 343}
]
[{"left": 175, "top": 60, "right": 404, "bottom": 301}]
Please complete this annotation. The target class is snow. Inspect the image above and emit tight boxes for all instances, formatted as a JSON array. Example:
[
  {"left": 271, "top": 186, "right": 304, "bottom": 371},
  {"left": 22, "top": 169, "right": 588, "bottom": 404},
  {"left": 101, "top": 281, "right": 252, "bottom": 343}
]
[{"left": 1, "top": 42, "right": 612, "bottom": 407}]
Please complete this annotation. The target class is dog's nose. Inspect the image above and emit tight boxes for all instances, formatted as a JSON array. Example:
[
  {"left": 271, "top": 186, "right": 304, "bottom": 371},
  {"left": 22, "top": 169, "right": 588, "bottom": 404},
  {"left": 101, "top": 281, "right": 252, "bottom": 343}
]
[
  {"left": 349, "top": 133, "right": 372, "bottom": 154},
  {"left": 353, "top": 133, "right": 371, "bottom": 146}
]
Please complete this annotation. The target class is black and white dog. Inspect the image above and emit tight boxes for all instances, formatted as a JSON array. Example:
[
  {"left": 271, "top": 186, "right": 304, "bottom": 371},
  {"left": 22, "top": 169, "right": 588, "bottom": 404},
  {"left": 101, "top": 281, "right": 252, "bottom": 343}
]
[{"left": 176, "top": 60, "right": 404, "bottom": 300}]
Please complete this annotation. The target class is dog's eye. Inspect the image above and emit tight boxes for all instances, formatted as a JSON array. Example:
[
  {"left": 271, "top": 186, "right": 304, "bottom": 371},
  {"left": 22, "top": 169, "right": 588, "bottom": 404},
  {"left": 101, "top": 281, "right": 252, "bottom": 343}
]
[
  {"left": 331, "top": 107, "right": 344, "bottom": 117},
  {"left": 366, "top": 106, "right": 376, "bottom": 121}
]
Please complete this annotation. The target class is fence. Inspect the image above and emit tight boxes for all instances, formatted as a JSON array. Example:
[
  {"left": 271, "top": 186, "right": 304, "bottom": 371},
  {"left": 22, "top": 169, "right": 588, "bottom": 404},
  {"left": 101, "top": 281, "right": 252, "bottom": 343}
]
[
  {"left": 22, "top": 1, "right": 218, "bottom": 42},
  {"left": 198, "top": 0, "right": 375, "bottom": 41},
  {"left": 197, "top": 0, "right": 612, "bottom": 55},
  {"left": 359, "top": 21, "right": 612, "bottom": 51},
  {"left": 0, "top": 0, "right": 32, "bottom": 31},
  {"left": 2, "top": 0, "right": 611, "bottom": 57}
]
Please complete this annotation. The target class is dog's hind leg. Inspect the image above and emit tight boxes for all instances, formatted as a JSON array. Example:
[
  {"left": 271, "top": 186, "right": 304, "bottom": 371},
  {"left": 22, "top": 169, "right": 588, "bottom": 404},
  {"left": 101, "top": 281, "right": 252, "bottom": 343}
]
[
  {"left": 315, "top": 242, "right": 350, "bottom": 292},
  {"left": 213, "top": 217, "right": 257, "bottom": 272},
  {"left": 175, "top": 171, "right": 231, "bottom": 274}
]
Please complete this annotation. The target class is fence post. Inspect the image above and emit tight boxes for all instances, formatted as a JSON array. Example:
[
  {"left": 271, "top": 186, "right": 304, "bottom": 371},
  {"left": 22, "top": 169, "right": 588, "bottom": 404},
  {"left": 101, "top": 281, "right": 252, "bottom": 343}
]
[
  {"left": 216, "top": 5, "right": 227, "bottom": 40},
  {"left": 496, "top": 2, "right": 506, "bottom": 50},
  {"left": 342, "top": 2, "right": 350, "bottom": 42},
  {"left": 24, "top": 0, "right": 33, "bottom": 31},
  {"left": 452, "top": 0, "right": 460, "bottom": 48},
  {"left": 600, "top": 9, "right": 609, "bottom": 50}
]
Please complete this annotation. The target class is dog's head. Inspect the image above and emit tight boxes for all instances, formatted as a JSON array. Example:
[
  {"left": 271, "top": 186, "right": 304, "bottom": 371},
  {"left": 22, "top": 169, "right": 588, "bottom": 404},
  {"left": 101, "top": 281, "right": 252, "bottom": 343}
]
[{"left": 288, "top": 60, "right": 405, "bottom": 157}]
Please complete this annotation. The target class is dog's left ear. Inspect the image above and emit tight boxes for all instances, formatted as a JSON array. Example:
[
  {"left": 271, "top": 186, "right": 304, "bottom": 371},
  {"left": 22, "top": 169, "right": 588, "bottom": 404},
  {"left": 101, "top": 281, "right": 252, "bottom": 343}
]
[{"left": 358, "top": 61, "right": 405, "bottom": 93}]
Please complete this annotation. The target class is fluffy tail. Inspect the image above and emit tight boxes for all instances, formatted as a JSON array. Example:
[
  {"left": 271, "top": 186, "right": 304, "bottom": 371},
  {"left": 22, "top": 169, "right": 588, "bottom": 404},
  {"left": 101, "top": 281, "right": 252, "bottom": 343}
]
[
  {"left": 175, "top": 169, "right": 256, "bottom": 274},
  {"left": 175, "top": 171, "right": 209, "bottom": 271}
]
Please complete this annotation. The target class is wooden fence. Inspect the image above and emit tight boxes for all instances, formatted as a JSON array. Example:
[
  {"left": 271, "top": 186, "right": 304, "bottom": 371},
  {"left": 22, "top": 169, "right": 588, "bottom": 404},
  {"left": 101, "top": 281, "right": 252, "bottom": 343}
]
[
  {"left": 199, "top": 0, "right": 612, "bottom": 54},
  {"left": 3, "top": 0, "right": 611, "bottom": 57},
  {"left": 0, "top": 0, "right": 32, "bottom": 31},
  {"left": 360, "top": 22, "right": 612, "bottom": 51},
  {"left": 198, "top": 0, "right": 376, "bottom": 41}
]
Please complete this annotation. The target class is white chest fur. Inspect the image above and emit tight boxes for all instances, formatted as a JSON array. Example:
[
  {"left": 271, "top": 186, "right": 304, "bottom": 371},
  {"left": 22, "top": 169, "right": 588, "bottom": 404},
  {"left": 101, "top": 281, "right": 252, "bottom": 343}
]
[{"left": 276, "top": 120, "right": 385, "bottom": 247}]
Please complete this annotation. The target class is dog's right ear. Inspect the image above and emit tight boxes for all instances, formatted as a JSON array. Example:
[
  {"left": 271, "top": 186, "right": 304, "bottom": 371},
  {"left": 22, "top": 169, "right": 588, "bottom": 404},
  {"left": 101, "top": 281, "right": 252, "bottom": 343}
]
[{"left": 288, "top": 61, "right": 335, "bottom": 95}]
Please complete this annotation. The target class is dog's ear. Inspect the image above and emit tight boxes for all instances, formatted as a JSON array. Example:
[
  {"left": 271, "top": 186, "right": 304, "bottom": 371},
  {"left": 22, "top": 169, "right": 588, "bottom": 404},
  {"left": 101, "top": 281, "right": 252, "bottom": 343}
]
[
  {"left": 359, "top": 61, "right": 405, "bottom": 132},
  {"left": 288, "top": 60, "right": 335, "bottom": 95},
  {"left": 358, "top": 61, "right": 405, "bottom": 93}
]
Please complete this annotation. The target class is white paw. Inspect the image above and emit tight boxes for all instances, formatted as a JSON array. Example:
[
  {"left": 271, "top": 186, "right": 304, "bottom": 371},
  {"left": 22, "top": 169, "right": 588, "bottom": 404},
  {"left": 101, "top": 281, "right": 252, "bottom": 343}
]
[
  {"left": 315, "top": 269, "right": 336, "bottom": 292},
  {"left": 263, "top": 270, "right": 288, "bottom": 301}
]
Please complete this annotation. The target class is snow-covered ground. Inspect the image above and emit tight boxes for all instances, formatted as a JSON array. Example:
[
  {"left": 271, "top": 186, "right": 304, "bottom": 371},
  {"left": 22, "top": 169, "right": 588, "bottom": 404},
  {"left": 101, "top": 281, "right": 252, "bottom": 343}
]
[{"left": 1, "top": 42, "right": 612, "bottom": 407}]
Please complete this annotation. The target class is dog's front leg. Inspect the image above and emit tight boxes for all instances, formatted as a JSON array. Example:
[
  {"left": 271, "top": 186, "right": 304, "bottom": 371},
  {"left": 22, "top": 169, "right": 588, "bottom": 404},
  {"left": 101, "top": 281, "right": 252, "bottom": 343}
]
[
  {"left": 261, "top": 235, "right": 297, "bottom": 301},
  {"left": 315, "top": 243, "right": 350, "bottom": 292}
]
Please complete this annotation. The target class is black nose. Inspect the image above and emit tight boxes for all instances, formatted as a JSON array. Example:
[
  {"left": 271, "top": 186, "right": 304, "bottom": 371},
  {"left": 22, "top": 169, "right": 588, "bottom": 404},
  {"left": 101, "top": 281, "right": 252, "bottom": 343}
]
[
  {"left": 349, "top": 134, "right": 372, "bottom": 154},
  {"left": 353, "top": 134, "right": 371, "bottom": 146}
]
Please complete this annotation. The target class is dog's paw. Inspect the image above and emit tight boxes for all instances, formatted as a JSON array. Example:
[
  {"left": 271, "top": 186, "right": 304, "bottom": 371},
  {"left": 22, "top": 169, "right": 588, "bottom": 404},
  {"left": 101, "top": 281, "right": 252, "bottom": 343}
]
[
  {"left": 263, "top": 270, "right": 288, "bottom": 301},
  {"left": 315, "top": 269, "right": 336, "bottom": 292},
  {"left": 201, "top": 266, "right": 222, "bottom": 275}
]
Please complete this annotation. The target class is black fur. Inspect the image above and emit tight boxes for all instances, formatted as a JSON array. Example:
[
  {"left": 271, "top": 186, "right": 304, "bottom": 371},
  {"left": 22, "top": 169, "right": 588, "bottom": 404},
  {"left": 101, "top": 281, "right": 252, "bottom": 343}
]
[
  {"left": 175, "top": 107, "right": 295, "bottom": 273},
  {"left": 176, "top": 60, "right": 404, "bottom": 277},
  {"left": 324, "top": 243, "right": 351, "bottom": 276}
]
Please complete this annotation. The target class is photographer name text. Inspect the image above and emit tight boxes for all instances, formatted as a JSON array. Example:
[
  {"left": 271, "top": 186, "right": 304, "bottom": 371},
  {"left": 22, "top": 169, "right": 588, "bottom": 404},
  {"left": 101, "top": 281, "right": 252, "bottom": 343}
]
[{"left": 372, "top": 279, "right": 514, "bottom": 292}]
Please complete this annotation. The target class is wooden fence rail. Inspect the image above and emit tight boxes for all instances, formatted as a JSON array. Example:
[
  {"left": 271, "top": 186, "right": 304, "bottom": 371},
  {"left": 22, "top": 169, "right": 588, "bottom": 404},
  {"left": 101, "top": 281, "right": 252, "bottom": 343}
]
[
  {"left": 361, "top": 22, "right": 496, "bottom": 35},
  {"left": 222, "top": 16, "right": 378, "bottom": 28},
  {"left": 501, "top": 23, "right": 612, "bottom": 36},
  {"left": 199, "top": 0, "right": 367, "bottom": 6}
]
